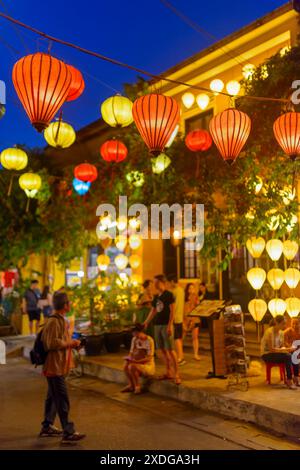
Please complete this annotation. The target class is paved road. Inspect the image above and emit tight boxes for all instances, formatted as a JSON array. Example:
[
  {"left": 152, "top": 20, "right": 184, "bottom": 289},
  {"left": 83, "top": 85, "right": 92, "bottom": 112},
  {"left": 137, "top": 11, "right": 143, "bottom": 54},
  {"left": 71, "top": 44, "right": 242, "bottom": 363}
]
[{"left": 0, "top": 358, "right": 299, "bottom": 451}]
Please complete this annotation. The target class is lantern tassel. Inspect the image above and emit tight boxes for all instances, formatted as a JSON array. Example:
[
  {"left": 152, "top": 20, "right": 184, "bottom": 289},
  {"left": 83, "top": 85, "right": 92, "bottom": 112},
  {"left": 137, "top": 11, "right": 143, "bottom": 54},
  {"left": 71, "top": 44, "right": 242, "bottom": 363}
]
[
  {"left": 196, "top": 153, "right": 200, "bottom": 178},
  {"left": 26, "top": 198, "right": 30, "bottom": 212},
  {"left": 7, "top": 175, "right": 14, "bottom": 196}
]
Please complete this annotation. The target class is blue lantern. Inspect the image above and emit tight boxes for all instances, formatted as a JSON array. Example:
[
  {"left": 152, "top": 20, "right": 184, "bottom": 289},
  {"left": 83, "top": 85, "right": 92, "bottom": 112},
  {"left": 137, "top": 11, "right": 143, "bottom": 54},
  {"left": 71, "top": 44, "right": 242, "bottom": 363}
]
[{"left": 72, "top": 178, "right": 91, "bottom": 195}]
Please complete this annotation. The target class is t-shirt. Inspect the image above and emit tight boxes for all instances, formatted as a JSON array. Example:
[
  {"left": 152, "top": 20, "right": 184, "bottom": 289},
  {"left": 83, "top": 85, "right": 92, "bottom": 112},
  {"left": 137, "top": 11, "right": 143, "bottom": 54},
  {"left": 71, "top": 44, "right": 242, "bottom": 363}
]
[
  {"left": 24, "top": 288, "right": 40, "bottom": 310},
  {"left": 261, "top": 327, "right": 284, "bottom": 355},
  {"left": 152, "top": 290, "right": 175, "bottom": 325},
  {"left": 172, "top": 285, "right": 185, "bottom": 324}
]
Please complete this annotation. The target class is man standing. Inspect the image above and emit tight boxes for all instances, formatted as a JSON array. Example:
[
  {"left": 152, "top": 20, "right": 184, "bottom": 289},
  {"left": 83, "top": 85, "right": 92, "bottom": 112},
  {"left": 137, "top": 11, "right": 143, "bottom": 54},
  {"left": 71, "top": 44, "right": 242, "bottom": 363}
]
[
  {"left": 40, "top": 291, "right": 86, "bottom": 444},
  {"left": 167, "top": 275, "right": 186, "bottom": 366},
  {"left": 144, "top": 275, "right": 181, "bottom": 385},
  {"left": 22, "top": 279, "right": 41, "bottom": 335}
]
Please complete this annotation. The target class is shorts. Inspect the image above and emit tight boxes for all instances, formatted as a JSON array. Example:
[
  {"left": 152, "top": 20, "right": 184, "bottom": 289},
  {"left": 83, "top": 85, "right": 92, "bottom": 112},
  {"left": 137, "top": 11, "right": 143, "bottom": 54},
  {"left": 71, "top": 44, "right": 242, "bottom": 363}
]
[
  {"left": 27, "top": 309, "right": 41, "bottom": 322},
  {"left": 154, "top": 325, "right": 174, "bottom": 351},
  {"left": 174, "top": 323, "right": 183, "bottom": 340},
  {"left": 135, "top": 363, "right": 155, "bottom": 377}
]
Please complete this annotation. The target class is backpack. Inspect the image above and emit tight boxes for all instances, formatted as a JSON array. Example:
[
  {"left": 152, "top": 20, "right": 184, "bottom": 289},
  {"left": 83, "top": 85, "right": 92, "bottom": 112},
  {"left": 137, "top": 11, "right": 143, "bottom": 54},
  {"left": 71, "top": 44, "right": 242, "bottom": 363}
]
[{"left": 30, "top": 315, "right": 60, "bottom": 367}]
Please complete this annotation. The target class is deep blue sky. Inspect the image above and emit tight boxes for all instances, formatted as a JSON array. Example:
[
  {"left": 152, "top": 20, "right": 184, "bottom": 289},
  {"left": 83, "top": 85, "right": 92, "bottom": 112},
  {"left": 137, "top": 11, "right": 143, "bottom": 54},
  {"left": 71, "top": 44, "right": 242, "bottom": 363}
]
[{"left": 0, "top": 0, "right": 286, "bottom": 149}]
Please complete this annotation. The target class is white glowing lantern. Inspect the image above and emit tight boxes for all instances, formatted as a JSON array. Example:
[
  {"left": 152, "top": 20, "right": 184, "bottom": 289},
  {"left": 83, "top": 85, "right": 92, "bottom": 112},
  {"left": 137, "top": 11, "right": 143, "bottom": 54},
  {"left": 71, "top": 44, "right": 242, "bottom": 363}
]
[
  {"left": 248, "top": 299, "right": 267, "bottom": 322},
  {"left": 210, "top": 79, "right": 224, "bottom": 94},
  {"left": 196, "top": 93, "right": 210, "bottom": 110},
  {"left": 283, "top": 240, "right": 298, "bottom": 260},
  {"left": 286, "top": 297, "right": 300, "bottom": 318},
  {"left": 114, "top": 254, "right": 128, "bottom": 270},
  {"left": 226, "top": 80, "right": 240, "bottom": 96},
  {"left": 285, "top": 268, "right": 300, "bottom": 289},
  {"left": 117, "top": 216, "right": 127, "bottom": 231},
  {"left": 129, "top": 234, "right": 142, "bottom": 250},
  {"left": 266, "top": 239, "right": 283, "bottom": 261},
  {"left": 268, "top": 298, "right": 286, "bottom": 317},
  {"left": 181, "top": 92, "right": 195, "bottom": 109},
  {"left": 115, "top": 235, "right": 127, "bottom": 251},
  {"left": 247, "top": 267, "right": 266, "bottom": 290}
]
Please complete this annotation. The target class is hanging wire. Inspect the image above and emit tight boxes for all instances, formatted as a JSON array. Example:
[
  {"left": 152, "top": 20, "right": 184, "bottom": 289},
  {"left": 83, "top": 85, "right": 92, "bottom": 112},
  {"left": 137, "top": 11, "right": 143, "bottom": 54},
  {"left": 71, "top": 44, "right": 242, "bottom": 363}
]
[
  {"left": 0, "top": 10, "right": 290, "bottom": 104},
  {"left": 0, "top": 0, "right": 29, "bottom": 53}
]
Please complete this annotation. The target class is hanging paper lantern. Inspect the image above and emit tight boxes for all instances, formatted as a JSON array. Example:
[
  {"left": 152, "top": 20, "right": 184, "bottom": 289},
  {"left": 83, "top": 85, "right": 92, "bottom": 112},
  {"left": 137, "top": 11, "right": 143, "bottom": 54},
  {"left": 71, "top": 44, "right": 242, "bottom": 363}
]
[
  {"left": 165, "top": 124, "right": 179, "bottom": 148},
  {"left": 74, "top": 163, "right": 98, "bottom": 183},
  {"left": 283, "top": 240, "right": 298, "bottom": 260},
  {"left": 209, "top": 108, "right": 251, "bottom": 164},
  {"left": 248, "top": 299, "right": 267, "bottom": 322},
  {"left": 181, "top": 92, "right": 195, "bottom": 109},
  {"left": 129, "top": 254, "right": 141, "bottom": 269},
  {"left": 210, "top": 79, "right": 224, "bottom": 94},
  {"left": 115, "top": 254, "right": 128, "bottom": 270},
  {"left": 246, "top": 237, "right": 265, "bottom": 258},
  {"left": 117, "top": 216, "right": 127, "bottom": 231},
  {"left": 267, "top": 269, "right": 284, "bottom": 290},
  {"left": 129, "top": 234, "right": 142, "bottom": 250},
  {"left": 115, "top": 235, "right": 127, "bottom": 251},
  {"left": 100, "top": 238, "right": 112, "bottom": 250},
  {"left": 97, "top": 254, "right": 110, "bottom": 272},
  {"left": 101, "top": 95, "right": 133, "bottom": 128},
  {"left": 66, "top": 65, "right": 85, "bottom": 102},
  {"left": 126, "top": 171, "right": 144, "bottom": 188},
  {"left": 226, "top": 80, "right": 240, "bottom": 96},
  {"left": 286, "top": 297, "right": 300, "bottom": 318},
  {"left": 44, "top": 121, "right": 76, "bottom": 148},
  {"left": 19, "top": 172, "right": 42, "bottom": 198},
  {"left": 72, "top": 178, "right": 91, "bottom": 196},
  {"left": 196, "top": 94, "right": 210, "bottom": 110},
  {"left": 266, "top": 239, "right": 283, "bottom": 261},
  {"left": 130, "top": 274, "right": 142, "bottom": 286},
  {"left": 247, "top": 267, "right": 266, "bottom": 290},
  {"left": 152, "top": 153, "right": 171, "bottom": 174},
  {"left": 0, "top": 104, "right": 5, "bottom": 119},
  {"left": 0, "top": 147, "right": 28, "bottom": 170},
  {"left": 268, "top": 298, "right": 286, "bottom": 318},
  {"left": 132, "top": 93, "right": 180, "bottom": 156},
  {"left": 273, "top": 112, "right": 300, "bottom": 160},
  {"left": 185, "top": 129, "right": 212, "bottom": 152},
  {"left": 100, "top": 139, "right": 128, "bottom": 162},
  {"left": 12, "top": 53, "right": 72, "bottom": 131},
  {"left": 285, "top": 268, "right": 300, "bottom": 289}
]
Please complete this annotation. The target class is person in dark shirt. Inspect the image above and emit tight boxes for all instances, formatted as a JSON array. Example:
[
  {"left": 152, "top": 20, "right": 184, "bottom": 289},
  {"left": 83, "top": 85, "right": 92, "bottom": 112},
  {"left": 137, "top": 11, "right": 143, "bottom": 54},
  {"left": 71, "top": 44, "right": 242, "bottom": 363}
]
[
  {"left": 144, "top": 275, "right": 181, "bottom": 385},
  {"left": 22, "top": 279, "right": 41, "bottom": 335}
]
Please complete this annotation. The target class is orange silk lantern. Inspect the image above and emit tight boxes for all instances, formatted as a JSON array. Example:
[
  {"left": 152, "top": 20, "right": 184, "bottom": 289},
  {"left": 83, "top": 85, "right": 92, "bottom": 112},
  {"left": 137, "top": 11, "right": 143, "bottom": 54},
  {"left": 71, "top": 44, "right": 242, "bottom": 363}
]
[
  {"left": 74, "top": 163, "right": 98, "bottom": 182},
  {"left": 66, "top": 65, "right": 85, "bottom": 102},
  {"left": 185, "top": 129, "right": 212, "bottom": 152},
  {"left": 12, "top": 53, "right": 72, "bottom": 132},
  {"left": 209, "top": 108, "right": 251, "bottom": 164},
  {"left": 100, "top": 140, "right": 128, "bottom": 162},
  {"left": 273, "top": 112, "right": 300, "bottom": 160},
  {"left": 132, "top": 94, "right": 180, "bottom": 155}
]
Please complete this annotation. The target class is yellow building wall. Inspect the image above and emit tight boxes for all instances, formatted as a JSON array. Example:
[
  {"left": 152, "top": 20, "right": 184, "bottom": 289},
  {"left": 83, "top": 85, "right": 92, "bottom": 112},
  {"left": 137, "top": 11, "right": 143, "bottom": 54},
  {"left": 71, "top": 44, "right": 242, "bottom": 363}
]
[{"left": 141, "top": 239, "right": 163, "bottom": 281}]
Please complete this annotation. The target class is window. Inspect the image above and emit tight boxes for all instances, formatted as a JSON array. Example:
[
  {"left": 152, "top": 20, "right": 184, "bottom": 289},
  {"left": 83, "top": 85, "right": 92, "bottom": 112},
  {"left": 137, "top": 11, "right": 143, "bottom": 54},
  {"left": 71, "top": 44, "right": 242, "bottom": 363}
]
[
  {"left": 183, "top": 238, "right": 200, "bottom": 278},
  {"left": 185, "top": 109, "right": 213, "bottom": 133}
]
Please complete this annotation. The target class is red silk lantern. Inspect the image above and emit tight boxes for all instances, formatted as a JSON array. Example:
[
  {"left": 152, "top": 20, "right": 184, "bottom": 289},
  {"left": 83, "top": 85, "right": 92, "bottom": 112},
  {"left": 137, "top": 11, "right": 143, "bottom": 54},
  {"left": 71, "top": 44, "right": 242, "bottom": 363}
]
[
  {"left": 132, "top": 93, "right": 180, "bottom": 155},
  {"left": 74, "top": 163, "right": 98, "bottom": 182},
  {"left": 12, "top": 53, "right": 72, "bottom": 132},
  {"left": 273, "top": 112, "right": 300, "bottom": 161},
  {"left": 209, "top": 108, "right": 251, "bottom": 164},
  {"left": 66, "top": 65, "right": 85, "bottom": 102},
  {"left": 100, "top": 140, "right": 128, "bottom": 162},
  {"left": 185, "top": 129, "right": 212, "bottom": 152}
]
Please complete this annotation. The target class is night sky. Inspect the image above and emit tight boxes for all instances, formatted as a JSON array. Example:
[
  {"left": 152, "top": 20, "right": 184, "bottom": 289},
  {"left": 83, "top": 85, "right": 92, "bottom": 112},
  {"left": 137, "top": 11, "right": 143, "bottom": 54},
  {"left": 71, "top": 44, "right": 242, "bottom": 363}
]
[{"left": 0, "top": 0, "right": 286, "bottom": 149}]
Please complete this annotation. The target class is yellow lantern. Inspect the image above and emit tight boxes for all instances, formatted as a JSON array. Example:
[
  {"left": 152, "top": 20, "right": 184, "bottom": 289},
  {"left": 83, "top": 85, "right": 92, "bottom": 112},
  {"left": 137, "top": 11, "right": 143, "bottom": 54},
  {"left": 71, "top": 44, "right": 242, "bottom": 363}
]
[
  {"left": 130, "top": 274, "right": 142, "bottom": 286},
  {"left": 19, "top": 172, "right": 42, "bottom": 198},
  {"left": 268, "top": 298, "right": 286, "bottom": 317},
  {"left": 266, "top": 239, "right": 283, "bottom": 261},
  {"left": 248, "top": 299, "right": 267, "bottom": 322},
  {"left": 152, "top": 153, "right": 171, "bottom": 174},
  {"left": 100, "top": 238, "right": 112, "bottom": 250},
  {"left": 181, "top": 92, "right": 195, "bottom": 109},
  {"left": 1, "top": 147, "right": 28, "bottom": 170},
  {"left": 242, "top": 64, "right": 255, "bottom": 80},
  {"left": 286, "top": 297, "right": 300, "bottom": 318},
  {"left": 247, "top": 267, "right": 266, "bottom": 290},
  {"left": 267, "top": 269, "right": 284, "bottom": 290},
  {"left": 115, "top": 254, "right": 128, "bottom": 270},
  {"left": 283, "top": 240, "right": 298, "bottom": 260},
  {"left": 44, "top": 121, "right": 76, "bottom": 148},
  {"left": 210, "top": 79, "right": 224, "bottom": 94},
  {"left": 165, "top": 124, "right": 179, "bottom": 148},
  {"left": 115, "top": 235, "right": 127, "bottom": 251},
  {"left": 226, "top": 80, "right": 240, "bottom": 96},
  {"left": 96, "top": 254, "right": 110, "bottom": 271},
  {"left": 129, "top": 234, "right": 142, "bottom": 250},
  {"left": 129, "top": 254, "right": 141, "bottom": 269},
  {"left": 101, "top": 95, "right": 133, "bottom": 128},
  {"left": 196, "top": 93, "right": 210, "bottom": 110},
  {"left": 246, "top": 237, "right": 265, "bottom": 258},
  {"left": 284, "top": 268, "right": 300, "bottom": 289}
]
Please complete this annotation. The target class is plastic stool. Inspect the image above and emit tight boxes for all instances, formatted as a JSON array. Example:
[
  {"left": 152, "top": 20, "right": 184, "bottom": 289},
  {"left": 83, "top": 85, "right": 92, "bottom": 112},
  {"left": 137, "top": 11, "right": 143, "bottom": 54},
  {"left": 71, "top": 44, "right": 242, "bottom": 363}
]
[{"left": 266, "top": 362, "right": 286, "bottom": 384}]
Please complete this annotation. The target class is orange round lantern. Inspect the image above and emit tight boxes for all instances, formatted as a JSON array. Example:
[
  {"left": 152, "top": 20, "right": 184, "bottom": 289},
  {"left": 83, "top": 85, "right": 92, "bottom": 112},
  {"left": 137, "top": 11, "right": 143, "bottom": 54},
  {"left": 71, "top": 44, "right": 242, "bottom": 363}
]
[
  {"left": 74, "top": 163, "right": 98, "bottom": 183},
  {"left": 100, "top": 140, "right": 128, "bottom": 162},
  {"left": 209, "top": 108, "right": 251, "bottom": 164},
  {"left": 66, "top": 65, "right": 85, "bottom": 102},
  {"left": 185, "top": 129, "right": 212, "bottom": 152},
  {"left": 132, "top": 93, "right": 180, "bottom": 155},
  {"left": 12, "top": 53, "right": 72, "bottom": 132},
  {"left": 273, "top": 112, "right": 300, "bottom": 160}
]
